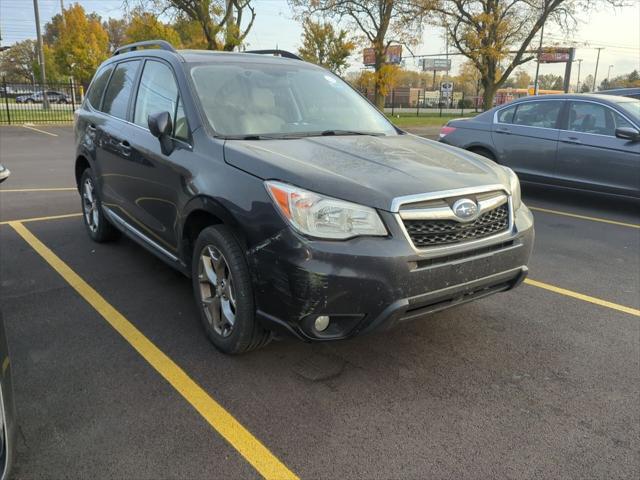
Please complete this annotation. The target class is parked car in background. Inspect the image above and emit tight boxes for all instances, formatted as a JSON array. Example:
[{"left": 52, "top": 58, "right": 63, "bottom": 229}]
[
  {"left": 74, "top": 40, "right": 533, "bottom": 354},
  {"left": 15, "top": 90, "right": 70, "bottom": 104},
  {"left": 600, "top": 87, "right": 640, "bottom": 100},
  {"left": 0, "top": 165, "right": 17, "bottom": 479},
  {"left": 0, "top": 165, "right": 9, "bottom": 183},
  {"left": 439, "top": 94, "right": 640, "bottom": 198}
]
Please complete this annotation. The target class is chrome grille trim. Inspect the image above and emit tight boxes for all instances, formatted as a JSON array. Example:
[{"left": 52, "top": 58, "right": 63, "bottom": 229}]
[
  {"left": 391, "top": 185, "right": 515, "bottom": 257},
  {"left": 399, "top": 191, "right": 507, "bottom": 222}
]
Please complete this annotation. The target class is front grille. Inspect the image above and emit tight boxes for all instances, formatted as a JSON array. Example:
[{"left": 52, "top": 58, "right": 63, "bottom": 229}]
[{"left": 403, "top": 203, "right": 509, "bottom": 248}]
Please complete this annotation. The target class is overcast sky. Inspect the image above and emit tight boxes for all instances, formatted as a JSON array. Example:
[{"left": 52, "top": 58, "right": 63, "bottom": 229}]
[{"left": 2, "top": 0, "right": 639, "bottom": 86}]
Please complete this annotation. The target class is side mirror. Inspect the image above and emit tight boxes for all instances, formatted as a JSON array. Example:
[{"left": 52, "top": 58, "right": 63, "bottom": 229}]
[
  {"left": 0, "top": 165, "right": 10, "bottom": 184},
  {"left": 148, "top": 111, "right": 174, "bottom": 154},
  {"left": 615, "top": 127, "right": 640, "bottom": 142}
]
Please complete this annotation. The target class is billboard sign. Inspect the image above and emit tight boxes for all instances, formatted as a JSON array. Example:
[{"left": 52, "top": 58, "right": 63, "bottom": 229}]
[
  {"left": 538, "top": 47, "right": 574, "bottom": 63},
  {"left": 421, "top": 58, "right": 451, "bottom": 71},
  {"left": 363, "top": 45, "right": 403, "bottom": 66}
]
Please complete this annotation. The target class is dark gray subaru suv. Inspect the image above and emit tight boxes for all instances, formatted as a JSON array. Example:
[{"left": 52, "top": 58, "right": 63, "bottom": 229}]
[{"left": 74, "top": 40, "right": 534, "bottom": 354}]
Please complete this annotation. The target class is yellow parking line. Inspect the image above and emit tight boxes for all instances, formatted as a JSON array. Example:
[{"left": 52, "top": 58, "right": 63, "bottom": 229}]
[
  {"left": 525, "top": 279, "right": 640, "bottom": 317},
  {"left": 529, "top": 206, "right": 640, "bottom": 229},
  {"left": 0, "top": 187, "right": 76, "bottom": 193},
  {"left": 0, "top": 212, "right": 82, "bottom": 226},
  {"left": 8, "top": 221, "right": 298, "bottom": 480},
  {"left": 22, "top": 124, "right": 58, "bottom": 137}
]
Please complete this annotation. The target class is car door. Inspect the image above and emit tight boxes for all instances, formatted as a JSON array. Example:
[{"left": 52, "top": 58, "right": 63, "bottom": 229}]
[
  {"left": 122, "top": 59, "right": 192, "bottom": 253},
  {"left": 491, "top": 99, "right": 563, "bottom": 181},
  {"left": 556, "top": 100, "right": 640, "bottom": 196},
  {"left": 95, "top": 59, "right": 142, "bottom": 220}
]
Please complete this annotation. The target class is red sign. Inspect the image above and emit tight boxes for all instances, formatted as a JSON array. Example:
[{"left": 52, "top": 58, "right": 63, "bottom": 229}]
[
  {"left": 363, "top": 45, "right": 403, "bottom": 66},
  {"left": 538, "top": 47, "right": 574, "bottom": 63}
]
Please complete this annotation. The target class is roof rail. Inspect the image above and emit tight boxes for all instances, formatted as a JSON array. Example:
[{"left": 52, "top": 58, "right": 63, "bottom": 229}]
[
  {"left": 244, "top": 49, "right": 302, "bottom": 61},
  {"left": 113, "top": 40, "right": 177, "bottom": 56}
]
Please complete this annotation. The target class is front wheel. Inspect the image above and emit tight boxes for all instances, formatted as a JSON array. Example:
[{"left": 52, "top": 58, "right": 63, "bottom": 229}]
[
  {"left": 79, "top": 168, "right": 118, "bottom": 242},
  {"left": 192, "top": 225, "right": 271, "bottom": 354}
]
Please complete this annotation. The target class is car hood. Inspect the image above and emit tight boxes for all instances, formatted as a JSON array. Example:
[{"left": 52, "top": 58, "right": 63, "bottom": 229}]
[{"left": 224, "top": 134, "right": 509, "bottom": 211}]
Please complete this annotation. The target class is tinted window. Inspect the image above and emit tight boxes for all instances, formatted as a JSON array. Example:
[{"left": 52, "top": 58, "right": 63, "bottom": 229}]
[
  {"left": 86, "top": 65, "right": 113, "bottom": 109},
  {"left": 567, "top": 102, "right": 622, "bottom": 136},
  {"left": 512, "top": 101, "right": 562, "bottom": 128},
  {"left": 497, "top": 105, "right": 516, "bottom": 123},
  {"left": 134, "top": 61, "right": 179, "bottom": 128},
  {"left": 102, "top": 61, "right": 140, "bottom": 120},
  {"left": 613, "top": 111, "right": 634, "bottom": 130}
]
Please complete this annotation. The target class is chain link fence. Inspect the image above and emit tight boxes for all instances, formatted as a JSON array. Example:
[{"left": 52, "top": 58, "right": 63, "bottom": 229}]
[{"left": 1, "top": 78, "right": 83, "bottom": 124}]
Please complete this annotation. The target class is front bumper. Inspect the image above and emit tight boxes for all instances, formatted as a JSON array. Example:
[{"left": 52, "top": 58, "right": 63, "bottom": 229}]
[{"left": 250, "top": 204, "right": 534, "bottom": 341}]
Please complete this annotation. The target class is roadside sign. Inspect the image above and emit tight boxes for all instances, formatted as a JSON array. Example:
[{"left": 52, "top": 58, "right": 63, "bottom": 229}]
[
  {"left": 363, "top": 45, "right": 403, "bottom": 66},
  {"left": 538, "top": 47, "right": 575, "bottom": 63},
  {"left": 440, "top": 81, "right": 454, "bottom": 96},
  {"left": 421, "top": 58, "right": 451, "bottom": 72}
]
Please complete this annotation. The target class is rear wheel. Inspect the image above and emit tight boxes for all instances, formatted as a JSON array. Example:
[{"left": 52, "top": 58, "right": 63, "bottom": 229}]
[
  {"left": 79, "top": 168, "right": 118, "bottom": 242},
  {"left": 192, "top": 225, "right": 271, "bottom": 354}
]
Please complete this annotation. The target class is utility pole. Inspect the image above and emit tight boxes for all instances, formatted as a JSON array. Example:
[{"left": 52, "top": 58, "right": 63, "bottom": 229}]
[
  {"left": 32, "top": 0, "right": 49, "bottom": 109},
  {"left": 533, "top": 22, "right": 545, "bottom": 95},
  {"left": 60, "top": 0, "right": 66, "bottom": 27},
  {"left": 607, "top": 64, "right": 614, "bottom": 81},
  {"left": 575, "top": 59, "right": 583, "bottom": 92},
  {"left": 592, "top": 47, "right": 604, "bottom": 92}
]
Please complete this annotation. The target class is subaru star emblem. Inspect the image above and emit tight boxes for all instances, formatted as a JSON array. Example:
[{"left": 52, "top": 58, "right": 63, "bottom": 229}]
[{"left": 452, "top": 198, "right": 478, "bottom": 221}]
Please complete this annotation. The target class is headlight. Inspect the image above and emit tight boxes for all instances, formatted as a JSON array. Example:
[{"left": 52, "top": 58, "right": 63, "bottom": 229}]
[
  {"left": 505, "top": 167, "right": 522, "bottom": 211},
  {"left": 265, "top": 181, "right": 387, "bottom": 239}
]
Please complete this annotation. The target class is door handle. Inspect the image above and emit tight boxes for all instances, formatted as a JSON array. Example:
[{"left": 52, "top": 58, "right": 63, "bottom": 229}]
[
  {"left": 119, "top": 140, "right": 132, "bottom": 156},
  {"left": 561, "top": 136, "right": 581, "bottom": 144},
  {"left": 496, "top": 127, "right": 511, "bottom": 134}
]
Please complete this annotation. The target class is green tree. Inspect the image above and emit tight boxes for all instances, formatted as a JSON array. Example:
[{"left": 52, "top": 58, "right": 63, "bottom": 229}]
[
  {"left": 125, "top": 9, "right": 182, "bottom": 46},
  {"left": 49, "top": 4, "right": 110, "bottom": 85},
  {"left": 513, "top": 70, "right": 532, "bottom": 88},
  {"left": 0, "top": 40, "right": 38, "bottom": 83},
  {"left": 537, "top": 73, "right": 562, "bottom": 90},
  {"left": 581, "top": 74, "right": 593, "bottom": 92},
  {"left": 297, "top": 19, "right": 355, "bottom": 74},
  {"left": 291, "top": 1, "right": 436, "bottom": 108}
]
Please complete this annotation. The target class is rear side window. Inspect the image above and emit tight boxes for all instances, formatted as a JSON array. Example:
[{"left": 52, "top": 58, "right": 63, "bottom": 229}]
[
  {"left": 496, "top": 105, "right": 516, "bottom": 124},
  {"left": 133, "top": 61, "right": 179, "bottom": 128},
  {"left": 512, "top": 101, "right": 562, "bottom": 129},
  {"left": 86, "top": 65, "right": 113, "bottom": 110},
  {"left": 102, "top": 60, "right": 140, "bottom": 120}
]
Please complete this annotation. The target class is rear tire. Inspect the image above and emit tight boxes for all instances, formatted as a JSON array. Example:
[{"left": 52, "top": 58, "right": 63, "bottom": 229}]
[
  {"left": 79, "top": 168, "right": 118, "bottom": 242},
  {"left": 192, "top": 225, "right": 271, "bottom": 354}
]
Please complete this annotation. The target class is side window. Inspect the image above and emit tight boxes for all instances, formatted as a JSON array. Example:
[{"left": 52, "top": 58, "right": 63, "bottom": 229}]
[
  {"left": 86, "top": 65, "right": 114, "bottom": 110},
  {"left": 567, "top": 102, "right": 614, "bottom": 136},
  {"left": 497, "top": 105, "right": 516, "bottom": 124},
  {"left": 173, "top": 97, "right": 189, "bottom": 140},
  {"left": 512, "top": 101, "right": 562, "bottom": 129},
  {"left": 613, "top": 111, "right": 634, "bottom": 130},
  {"left": 102, "top": 60, "right": 140, "bottom": 120},
  {"left": 134, "top": 60, "right": 180, "bottom": 129}
]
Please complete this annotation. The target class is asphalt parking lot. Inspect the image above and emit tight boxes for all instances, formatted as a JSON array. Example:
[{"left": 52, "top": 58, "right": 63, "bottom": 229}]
[{"left": 0, "top": 125, "right": 638, "bottom": 479}]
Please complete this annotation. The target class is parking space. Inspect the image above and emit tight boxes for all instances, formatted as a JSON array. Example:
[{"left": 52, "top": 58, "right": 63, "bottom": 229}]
[{"left": 1, "top": 126, "right": 638, "bottom": 479}]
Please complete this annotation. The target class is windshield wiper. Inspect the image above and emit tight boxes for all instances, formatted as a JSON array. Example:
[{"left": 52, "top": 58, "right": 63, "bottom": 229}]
[{"left": 320, "top": 130, "right": 384, "bottom": 136}]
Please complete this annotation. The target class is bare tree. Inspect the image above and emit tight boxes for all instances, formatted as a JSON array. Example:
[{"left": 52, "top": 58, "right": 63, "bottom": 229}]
[
  {"left": 291, "top": 1, "right": 435, "bottom": 108},
  {"left": 434, "top": 0, "right": 626, "bottom": 108}
]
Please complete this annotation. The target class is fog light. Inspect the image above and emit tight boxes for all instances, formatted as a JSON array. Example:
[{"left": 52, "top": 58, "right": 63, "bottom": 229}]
[{"left": 314, "top": 315, "right": 330, "bottom": 332}]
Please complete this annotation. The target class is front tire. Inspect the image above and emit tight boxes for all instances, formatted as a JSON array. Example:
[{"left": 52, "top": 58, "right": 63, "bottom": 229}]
[
  {"left": 79, "top": 168, "right": 118, "bottom": 242},
  {"left": 192, "top": 225, "right": 270, "bottom": 354}
]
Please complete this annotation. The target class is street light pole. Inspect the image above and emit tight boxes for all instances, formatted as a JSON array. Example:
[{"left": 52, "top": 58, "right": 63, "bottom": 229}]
[
  {"left": 607, "top": 64, "right": 614, "bottom": 81},
  {"left": 32, "top": 0, "right": 49, "bottom": 109},
  {"left": 592, "top": 47, "right": 604, "bottom": 92},
  {"left": 533, "top": 22, "right": 545, "bottom": 95},
  {"left": 575, "top": 59, "right": 583, "bottom": 92}
]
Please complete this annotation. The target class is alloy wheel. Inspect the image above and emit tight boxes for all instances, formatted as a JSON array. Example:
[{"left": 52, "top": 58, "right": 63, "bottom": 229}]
[
  {"left": 82, "top": 178, "right": 99, "bottom": 233},
  {"left": 198, "top": 245, "right": 237, "bottom": 338}
]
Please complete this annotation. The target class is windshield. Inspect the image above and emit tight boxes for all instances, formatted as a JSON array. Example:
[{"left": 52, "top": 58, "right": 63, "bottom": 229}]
[
  {"left": 611, "top": 98, "right": 640, "bottom": 122},
  {"left": 189, "top": 62, "right": 397, "bottom": 137}
]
